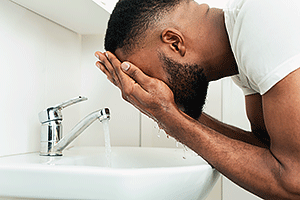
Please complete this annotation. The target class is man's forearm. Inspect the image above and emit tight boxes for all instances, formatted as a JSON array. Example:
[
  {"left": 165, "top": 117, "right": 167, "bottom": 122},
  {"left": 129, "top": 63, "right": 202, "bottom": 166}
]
[
  {"left": 198, "top": 113, "right": 268, "bottom": 148},
  {"left": 159, "top": 110, "right": 298, "bottom": 200}
]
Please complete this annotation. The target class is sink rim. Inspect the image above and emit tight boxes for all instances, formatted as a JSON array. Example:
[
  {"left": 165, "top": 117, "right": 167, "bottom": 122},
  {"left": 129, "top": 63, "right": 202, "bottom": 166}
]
[{"left": 0, "top": 146, "right": 215, "bottom": 173}]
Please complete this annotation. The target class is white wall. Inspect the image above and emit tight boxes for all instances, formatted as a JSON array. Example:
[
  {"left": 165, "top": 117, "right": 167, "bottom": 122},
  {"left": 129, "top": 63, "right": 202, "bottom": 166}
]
[
  {"left": 222, "top": 78, "right": 262, "bottom": 200},
  {"left": 0, "top": 0, "right": 81, "bottom": 156}
]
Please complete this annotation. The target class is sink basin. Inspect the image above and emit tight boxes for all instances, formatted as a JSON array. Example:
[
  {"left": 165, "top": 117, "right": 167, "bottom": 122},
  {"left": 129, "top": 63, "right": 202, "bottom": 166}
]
[{"left": 0, "top": 146, "right": 219, "bottom": 200}]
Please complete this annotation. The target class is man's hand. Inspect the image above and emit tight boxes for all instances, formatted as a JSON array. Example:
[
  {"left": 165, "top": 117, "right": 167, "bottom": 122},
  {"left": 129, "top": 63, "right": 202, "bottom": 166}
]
[{"left": 94, "top": 51, "right": 178, "bottom": 124}]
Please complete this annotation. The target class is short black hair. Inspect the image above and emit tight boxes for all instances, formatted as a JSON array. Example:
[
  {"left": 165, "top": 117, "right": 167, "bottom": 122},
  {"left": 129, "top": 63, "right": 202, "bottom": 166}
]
[{"left": 104, "top": 0, "right": 188, "bottom": 54}]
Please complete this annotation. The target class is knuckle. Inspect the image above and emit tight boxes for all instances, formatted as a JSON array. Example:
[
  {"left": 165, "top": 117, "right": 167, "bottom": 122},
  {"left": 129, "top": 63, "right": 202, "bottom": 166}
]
[
  {"left": 122, "top": 87, "right": 134, "bottom": 101},
  {"left": 130, "top": 68, "right": 139, "bottom": 78},
  {"left": 122, "top": 88, "right": 129, "bottom": 96},
  {"left": 107, "top": 76, "right": 113, "bottom": 82},
  {"left": 148, "top": 79, "right": 155, "bottom": 87},
  {"left": 123, "top": 88, "right": 132, "bottom": 97},
  {"left": 110, "top": 77, "right": 116, "bottom": 84},
  {"left": 147, "top": 79, "right": 158, "bottom": 89}
]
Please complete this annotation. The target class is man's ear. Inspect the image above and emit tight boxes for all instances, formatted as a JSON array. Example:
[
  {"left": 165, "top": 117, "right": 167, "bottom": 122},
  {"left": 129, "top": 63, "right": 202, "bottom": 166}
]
[{"left": 161, "top": 28, "right": 186, "bottom": 57}]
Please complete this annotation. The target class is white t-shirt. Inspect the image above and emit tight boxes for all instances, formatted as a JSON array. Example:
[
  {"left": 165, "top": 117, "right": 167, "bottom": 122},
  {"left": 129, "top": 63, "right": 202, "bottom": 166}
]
[{"left": 224, "top": 0, "right": 300, "bottom": 95}]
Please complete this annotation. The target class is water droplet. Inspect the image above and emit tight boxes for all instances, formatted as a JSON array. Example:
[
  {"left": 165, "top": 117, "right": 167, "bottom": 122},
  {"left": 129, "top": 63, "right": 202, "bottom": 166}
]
[
  {"left": 183, "top": 145, "right": 188, "bottom": 151},
  {"left": 183, "top": 145, "right": 188, "bottom": 160}
]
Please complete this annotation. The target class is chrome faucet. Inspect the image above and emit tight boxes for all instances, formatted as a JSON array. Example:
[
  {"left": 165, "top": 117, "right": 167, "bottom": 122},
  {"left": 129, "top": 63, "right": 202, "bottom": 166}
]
[{"left": 38, "top": 96, "right": 110, "bottom": 156}]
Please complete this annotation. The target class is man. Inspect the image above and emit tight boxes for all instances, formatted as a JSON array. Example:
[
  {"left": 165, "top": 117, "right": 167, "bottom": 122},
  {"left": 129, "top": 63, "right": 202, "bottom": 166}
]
[{"left": 95, "top": 0, "right": 300, "bottom": 199}]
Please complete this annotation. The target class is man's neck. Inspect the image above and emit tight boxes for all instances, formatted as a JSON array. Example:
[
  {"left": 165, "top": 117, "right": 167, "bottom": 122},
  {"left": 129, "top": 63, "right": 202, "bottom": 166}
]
[{"left": 204, "top": 8, "right": 239, "bottom": 81}]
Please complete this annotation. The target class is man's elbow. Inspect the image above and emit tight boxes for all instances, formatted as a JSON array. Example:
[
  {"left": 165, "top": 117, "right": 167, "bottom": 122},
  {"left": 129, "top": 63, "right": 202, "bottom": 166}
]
[{"left": 278, "top": 172, "right": 300, "bottom": 199}]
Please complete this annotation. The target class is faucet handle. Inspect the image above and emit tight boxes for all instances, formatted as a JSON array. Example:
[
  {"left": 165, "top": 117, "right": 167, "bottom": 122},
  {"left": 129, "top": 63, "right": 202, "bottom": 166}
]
[
  {"left": 54, "top": 96, "right": 88, "bottom": 110},
  {"left": 39, "top": 96, "right": 88, "bottom": 124}
]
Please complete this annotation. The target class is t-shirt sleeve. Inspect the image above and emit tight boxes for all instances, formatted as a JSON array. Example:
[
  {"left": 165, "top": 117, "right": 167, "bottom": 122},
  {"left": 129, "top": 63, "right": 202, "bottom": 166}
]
[{"left": 227, "top": 0, "right": 300, "bottom": 95}]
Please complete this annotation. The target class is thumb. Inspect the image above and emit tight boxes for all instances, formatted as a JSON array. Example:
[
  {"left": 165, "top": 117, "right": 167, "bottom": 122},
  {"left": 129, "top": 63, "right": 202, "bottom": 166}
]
[
  {"left": 120, "top": 62, "right": 151, "bottom": 87},
  {"left": 121, "top": 62, "right": 131, "bottom": 71}
]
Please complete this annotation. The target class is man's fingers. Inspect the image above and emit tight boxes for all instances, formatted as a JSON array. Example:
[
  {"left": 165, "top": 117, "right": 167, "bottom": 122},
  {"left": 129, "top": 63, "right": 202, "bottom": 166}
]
[
  {"left": 95, "top": 51, "right": 121, "bottom": 87},
  {"left": 105, "top": 52, "right": 122, "bottom": 72},
  {"left": 96, "top": 51, "right": 161, "bottom": 110},
  {"left": 95, "top": 61, "right": 116, "bottom": 85},
  {"left": 104, "top": 52, "right": 152, "bottom": 89}
]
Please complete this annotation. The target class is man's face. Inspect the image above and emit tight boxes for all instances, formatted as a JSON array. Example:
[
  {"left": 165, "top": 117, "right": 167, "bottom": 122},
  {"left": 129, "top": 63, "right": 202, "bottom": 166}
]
[
  {"left": 115, "top": 49, "right": 209, "bottom": 120},
  {"left": 159, "top": 52, "right": 209, "bottom": 120}
]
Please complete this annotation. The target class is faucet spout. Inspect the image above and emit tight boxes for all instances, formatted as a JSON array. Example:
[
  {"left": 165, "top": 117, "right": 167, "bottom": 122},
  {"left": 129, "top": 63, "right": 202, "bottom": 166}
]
[
  {"left": 39, "top": 107, "right": 110, "bottom": 156},
  {"left": 38, "top": 96, "right": 110, "bottom": 156},
  {"left": 53, "top": 108, "right": 110, "bottom": 154}
]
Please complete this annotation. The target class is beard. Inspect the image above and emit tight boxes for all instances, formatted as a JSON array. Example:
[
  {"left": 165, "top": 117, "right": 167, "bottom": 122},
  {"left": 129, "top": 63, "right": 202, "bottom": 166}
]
[{"left": 159, "top": 53, "right": 209, "bottom": 120}]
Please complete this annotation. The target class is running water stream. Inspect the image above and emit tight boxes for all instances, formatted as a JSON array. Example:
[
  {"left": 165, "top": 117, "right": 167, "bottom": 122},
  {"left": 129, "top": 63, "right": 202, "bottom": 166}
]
[{"left": 102, "top": 119, "right": 112, "bottom": 167}]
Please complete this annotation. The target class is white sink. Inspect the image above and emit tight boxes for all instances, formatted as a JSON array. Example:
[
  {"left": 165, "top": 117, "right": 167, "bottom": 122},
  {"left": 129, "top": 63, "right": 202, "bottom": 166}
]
[{"left": 0, "top": 146, "right": 219, "bottom": 200}]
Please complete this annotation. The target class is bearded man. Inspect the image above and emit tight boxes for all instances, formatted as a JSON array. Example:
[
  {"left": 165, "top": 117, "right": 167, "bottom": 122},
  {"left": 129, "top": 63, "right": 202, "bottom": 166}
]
[{"left": 95, "top": 0, "right": 300, "bottom": 199}]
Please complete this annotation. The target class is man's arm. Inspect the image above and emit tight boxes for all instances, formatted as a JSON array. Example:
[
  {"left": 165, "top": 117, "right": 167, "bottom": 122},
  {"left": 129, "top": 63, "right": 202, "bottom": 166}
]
[
  {"left": 198, "top": 113, "right": 269, "bottom": 148},
  {"left": 261, "top": 68, "right": 300, "bottom": 197},
  {"left": 162, "top": 69, "right": 300, "bottom": 199},
  {"left": 96, "top": 51, "right": 300, "bottom": 199}
]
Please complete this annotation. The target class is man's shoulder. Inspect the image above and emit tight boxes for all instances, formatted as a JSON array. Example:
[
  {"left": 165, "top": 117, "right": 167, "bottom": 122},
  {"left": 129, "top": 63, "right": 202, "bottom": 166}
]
[{"left": 226, "top": 0, "right": 300, "bottom": 95}]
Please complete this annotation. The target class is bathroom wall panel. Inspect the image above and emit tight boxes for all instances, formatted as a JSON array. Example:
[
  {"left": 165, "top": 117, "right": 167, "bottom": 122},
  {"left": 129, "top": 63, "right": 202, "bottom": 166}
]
[
  {"left": 222, "top": 77, "right": 262, "bottom": 200},
  {"left": 203, "top": 80, "right": 223, "bottom": 200},
  {"left": 43, "top": 20, "right": 82, "bottom": 147},
  {"left": 0, "top": 0, "right": 81, "bottom": 156}
]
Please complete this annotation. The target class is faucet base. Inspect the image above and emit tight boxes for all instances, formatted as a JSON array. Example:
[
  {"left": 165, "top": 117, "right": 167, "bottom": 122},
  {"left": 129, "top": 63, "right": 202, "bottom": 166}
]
[
  {"left": 40, "top": 141, "right": 63, "bottom": 156},
  {"left": 40, "top": 153, "right": 63, "bottom": 156}
]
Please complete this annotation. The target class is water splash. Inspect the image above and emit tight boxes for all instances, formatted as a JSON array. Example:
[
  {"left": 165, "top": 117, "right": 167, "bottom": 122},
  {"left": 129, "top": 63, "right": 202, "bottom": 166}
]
[
  {"left": 182, "top": 144, "right": 188, "bottom": 159},
  {"left": 154, "top": 122, "right": 188, "bottom": 160},
  {"left": 175, "top": 141, "right": 188, "bottom": 159},
  {"left": 154, "top": 122, "right": 162, "bottom": 138},
  {"left": 102, "top": 119, "right": 111, "bottom": 167}
]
